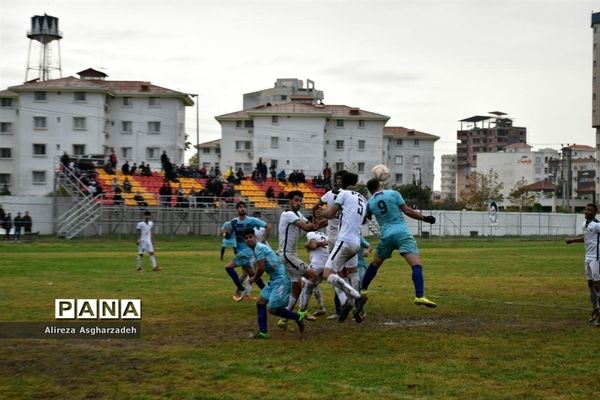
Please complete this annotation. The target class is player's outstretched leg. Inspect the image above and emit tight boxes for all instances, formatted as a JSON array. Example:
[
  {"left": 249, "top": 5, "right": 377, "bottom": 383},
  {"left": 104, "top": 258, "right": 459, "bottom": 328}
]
[{"left": 412, "top": 265, "right": 436, "bottom": 308}]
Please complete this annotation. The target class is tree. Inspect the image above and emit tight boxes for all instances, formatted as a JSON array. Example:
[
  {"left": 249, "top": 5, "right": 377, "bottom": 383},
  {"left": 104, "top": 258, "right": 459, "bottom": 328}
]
[
  {"left": 459, "top": 170, "right": 503, "bottom": 210},
  {"left": 188, "top": 153, "right": 199, "bottom": 169},
  {"left": 507, "top": 177, "right": 536, "bottom": 211},
  {"left": 392, "top": 183, "right": 433, "bottom": 210}
]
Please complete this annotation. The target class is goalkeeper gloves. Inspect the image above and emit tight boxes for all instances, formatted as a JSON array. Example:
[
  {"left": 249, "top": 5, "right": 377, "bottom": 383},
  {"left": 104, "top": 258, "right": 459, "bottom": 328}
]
[{"left": 423, "top": 215, "right": 436, "bottom": 224}]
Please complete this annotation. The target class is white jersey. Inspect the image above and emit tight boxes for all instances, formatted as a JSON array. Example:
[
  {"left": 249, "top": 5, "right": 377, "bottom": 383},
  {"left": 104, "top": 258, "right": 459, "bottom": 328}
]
[
  {"left": 320, "top": 189, "right": 341, "bottom": 239},
  {"left": 306, "top": 231, "right": 329, "bottom": 268},
  {"left": 278, "top": 210, "right": 307, "bottom": 255},
  {"left": 334, "top": 189, "right": 366, "bottom": 247},
  {"left": 136, "top": 220, "right": 154, "bottom": 242},
  {"left": 583, "top": 219, "right": 600, "bottom": 259}
]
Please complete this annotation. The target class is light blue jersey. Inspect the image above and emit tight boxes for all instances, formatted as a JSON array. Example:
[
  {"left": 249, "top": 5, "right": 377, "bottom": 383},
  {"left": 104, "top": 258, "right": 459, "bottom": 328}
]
[
  {"left": 367, "top": 190, "right": 411, "bottom": 238},
  {"left": 221, "top": 221, "right": 237, "bottom": 248},
  {"left": 252, "top": 242, "right": 290, "bottom": 308},
  {"left": 230, "top": 216, "right": 267, "bottom": 252}
]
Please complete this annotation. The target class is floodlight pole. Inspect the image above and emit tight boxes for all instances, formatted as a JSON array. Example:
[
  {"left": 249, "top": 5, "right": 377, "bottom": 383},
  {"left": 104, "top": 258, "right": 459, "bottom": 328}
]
[{"left": 190, "top": 93, "right": 200, "bottom": 168}]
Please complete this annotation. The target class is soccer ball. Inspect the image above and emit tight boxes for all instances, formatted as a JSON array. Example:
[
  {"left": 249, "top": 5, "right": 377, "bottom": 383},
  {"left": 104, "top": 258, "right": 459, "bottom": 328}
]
[{"left": 371, "top": 164, "right": 390, "bottom": 182}]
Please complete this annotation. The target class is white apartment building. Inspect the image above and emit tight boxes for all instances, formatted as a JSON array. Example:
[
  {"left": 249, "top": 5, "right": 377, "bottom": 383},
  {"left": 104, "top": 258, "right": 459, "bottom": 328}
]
[
  {"left": 243, "top": 78, "right": 323, "bottom": 109},
  {"left": 441, "top": 154, "right": 457, "bottom": 199},
  {"left": 0, "top": 68, "right": 193, "bottom": 195},
  {"left": 383, "top": 127, "right": 438, "bottom": 189},
  {"left": 475, "top": 143, "right": 560, "bottom": 204},
  {"left": 197, "top": 139, "right": 221, "bottom": 170},
  {"left": 215, "top": 102, "right": 389, "bottom": 182}
]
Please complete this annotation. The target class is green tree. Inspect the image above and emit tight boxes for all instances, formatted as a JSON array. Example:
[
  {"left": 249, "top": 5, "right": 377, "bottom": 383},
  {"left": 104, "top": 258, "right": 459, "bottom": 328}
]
[
  {"left": 507, "top": 177, "right": 536, "bottom": 211},
  {"left": 392, "top": 183, "right": 433, "bottom": 209},
  {"left": 459, "top": 170, "right": 504, "bottom": 210},
  {"left": 188, "top": 153, "right": 199, "bottom": 169}
]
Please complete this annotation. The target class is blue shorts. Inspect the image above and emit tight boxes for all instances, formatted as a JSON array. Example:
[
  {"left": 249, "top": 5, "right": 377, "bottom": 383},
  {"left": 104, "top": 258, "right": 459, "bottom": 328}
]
[
  {"left": 233, "top": 248, "right": 253, "bottom": 269},
  {"left": 376, "top": 233, "right": 419, "bottom": 260},
  {"left": 260, "top": 278, "right": 291, "bottom": 309},
  {"left": 222, "top": 238, "right": 236, "bottom": 248}
]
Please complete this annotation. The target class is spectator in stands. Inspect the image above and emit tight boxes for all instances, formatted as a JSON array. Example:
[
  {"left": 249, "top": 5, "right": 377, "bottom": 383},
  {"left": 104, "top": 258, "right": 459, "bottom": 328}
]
[
  {"left": 277, "top": 191, "right": 287, "bottom": 206},
  {"left": 266, "top": 186, "right": 275, "bottom": 199},
  {"left": 143, "top": 163, "right": 152, "bottom": 177},
  {"left": 224, "top": 167, "right": 234, "bottom": 182},
  {"left": 176, "top": 184, "right": 187, "bottom": 207},
  {"left": 159, "top": 182, "right": 172, "bottom": 207},
  {"left": 0, "top": 205, "right": 5, "bottom": 221},
  {"left": 13, "top": 212, "right": 23, "bottom": 240},
  {"left": 134, "top": 191, "right": 148, "bottom": 207},
  {"left": 298, "top": 170, "right": 306, "bottom": 183},
  {"left": 104, "top": 163, "right": 115, "bottom": 175},
  {"left": 2, "top": 213, "right": 12, "bottom": 240},
  {"left": 95, "top": 183, "right": 104, "bottom": 198},
  {"left": 270, "top": 164, "right": 277, "bottom": 182},
  {"left": 214, "top": 166, "right": 221, "bottom": 178},
  {"left": 188, "top": 187, "right": 198, "bottom": 208},
  {"left": 130, "top": 163, "right": 138, "bottom": 176},
  {"left": 257, "top": 157, "right": 268, "bottom": 181},
  {"left": 109, "top": 148, "right": 118, "bottom": 169},
  {"left": 212, "top": 177, "right": 224, "bottom": 199},
  {"left": 60, "top": 151, "right": 70, "bottom": 170},
  {"left": 111, "top": 177, "right": 120, "bottom": 192},
  {"left": 323, "top": 163, "right": 331, "bottom": 185},
  {"left": 199, "top": 165, "right": 207, "bottom": 178},
  {"left": 22, "top": 211, "right": 32, "bottom": 234},
  {"left": 313, "top": 175, "right": 324, "bottom": 188},
  {"left": 221, "top": 184, "right": 235, "bottom": 203},
  {"left": 161, "top": 151, "right": 169, "bottom": 172},
  {"left": 209, "top": 166, "right": 215, "bottom": 177},
  {"left": 113, "top": 188, "right": 124, "bottom": 206},
  {"left": 277, "top": 169, "right": 287, "bottom": 184},
  {"left": 122, "top": 161, "right": 130, "bottom": 175},
  {"left": 88, "top": 181, "right": 98, "bottom": 197},
  {"left": 236, "top": 167, "right": 245, "bottom": 182},
  {"left": 123, "top": 177, "right": 132, "bottom": 193},
  {"left": 289, "top": 170, "right": 298, "bottom": 185}
]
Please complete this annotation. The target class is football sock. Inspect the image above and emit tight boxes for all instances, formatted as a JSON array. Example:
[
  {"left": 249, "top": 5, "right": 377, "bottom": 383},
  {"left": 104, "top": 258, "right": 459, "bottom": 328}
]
[
  {"left": 226, "top": 268, "right": 245, "bottom": 291},
  {"left": 314, "top": 285, "right": 324, "bottom": 308},
  {"left": 220, "top": 247, "right": 225, "bottom": 259},
  {"left": 348, "top": 272, "right": 360, "bottom": 292},
  {"left": 274, "top": 307, "right": 300, "bottom": 321},
  {"left": 327, "top": 274, "right": 360, "bottom": 299},
  {"left": 257, "top": 303, "right": 268, "bottom": 332},
  {"left": 594, "top": 287, "right": 600, "bottom": 310},
  {"left": 334, "top": 293, "right": 341, "bottom": 315},
  {"left": 590, "top": 286, "right": 598, "bottom": 310},
  {"left": 136, "top": 255, "right": 142, "bottom": 268},
  {"left": 150, "top": 256, "right": 157, "bottom": 268},
  {"left": 300, "top": 282, "right": 314, "bottom": 311},
  {"left": 411, "top": 265, "right": 424, "bottom": 298},
  {"left": 334, "top": 287, "right": 349, "bottom": 306},
  {"left": 286, "top": 295, "right": 298, "bottom": 311},
  {"left": 361, "top": 263, "right": 379, "bottom": 290}
]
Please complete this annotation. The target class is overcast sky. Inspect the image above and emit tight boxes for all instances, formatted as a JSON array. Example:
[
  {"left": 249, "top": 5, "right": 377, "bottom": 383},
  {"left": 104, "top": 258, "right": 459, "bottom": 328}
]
[{"left": 0, "top": 0, "right": 597, "bottom": 190}]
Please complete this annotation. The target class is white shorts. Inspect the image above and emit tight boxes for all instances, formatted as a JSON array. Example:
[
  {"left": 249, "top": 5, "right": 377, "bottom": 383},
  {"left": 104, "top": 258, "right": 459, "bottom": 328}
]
[
  {"left": 325, "top": 241, "right": 359, "bottom": 273},
  {"left": 278, "top": 252, "right": 309, "bottom": 283},
  {"left": 306, "top": 266, "right": 325, "bottom": 284},
  {"left": 585, "top": 258, "right": 600, "bottom": 281},
  {"left": 138, "top": 240, "right": 154, "bottom": 254}
]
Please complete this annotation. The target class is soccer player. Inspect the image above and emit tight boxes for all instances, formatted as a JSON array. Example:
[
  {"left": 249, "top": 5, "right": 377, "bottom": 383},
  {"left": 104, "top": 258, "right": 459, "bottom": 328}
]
[
  {"left": 243, "top": 228, "right": 306, "bottom": 338},
  {"left": 224, "top": 201, "right": 271, "bottom": 301},
  {"left": 298, "top": 230, "right": 329, "bottom": 318},
  {"left": 319, "top": 172, "right": 368, "bottom": 323},
  {"left": 220, "top": 221, "right": 236, "bottom": 261},
  {"left": 565, "top": 203, "right": 600, "bottom": 325},
  {"left": 136, "top": 211, "right": 161, "bottom": 272},
  {"left": 355, "top": 178, "right": 437, "bottom": 321},
  {"left": 277, "top": 190, "right": 321, "bottom": 326}
]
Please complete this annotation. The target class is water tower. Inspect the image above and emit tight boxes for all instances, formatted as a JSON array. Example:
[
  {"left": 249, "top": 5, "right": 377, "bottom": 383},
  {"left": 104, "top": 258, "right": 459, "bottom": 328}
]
[{"left": 25, "top": 14, "right": 63, "bottom": 82}]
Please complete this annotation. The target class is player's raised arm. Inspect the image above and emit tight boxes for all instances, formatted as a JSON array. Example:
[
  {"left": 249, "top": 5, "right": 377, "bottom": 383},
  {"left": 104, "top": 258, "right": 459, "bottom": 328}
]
[{"left": 400, "top": 204, "right": 436, "bottom": 224}]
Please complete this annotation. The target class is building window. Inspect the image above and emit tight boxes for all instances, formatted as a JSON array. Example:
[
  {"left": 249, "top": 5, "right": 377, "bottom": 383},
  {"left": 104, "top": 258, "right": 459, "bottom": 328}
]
[
  {"left": 122, "top": 97, "right": 132, "bottom": 107},
  {"left": 147, "top": 147, "right": 161, "bottom": 160},
  {"left": 148, "top": 121, "right": 161, "bottom": 134},
  {"left": 335, "top": 162, "right": 344, "bottom": 171},
  {"left": 148, "top": 97, "right": 160, "bottom": 107},
  {"left": 235, "top": 141, "right": 252, "bottom": 151},
  {"left": 0, "top": 173, "right": 10, "bottom": 185},
  {"left": 33, "top": 116, "right": 47, "bottom": 129},
  {"left": 234, "top": 162, "right": 253, "bottom": 173},
  {"left": 395, "top": 155, "right": 403, "bottom": 165},
  {"left": 34, "top": 91, "right": 47, "bottom": 101},
  {"left": 280, "top": 95, "right": 287, "bottom": 101},
  {"left": 336, "top": 119, "right": 344, "bottom": 128},
  {"left": 395, "top": 139, "right": 403, "bottom": 146},
  {"left": 244, "top": 120, "right": 254, "bottom": 128},
  {"left": 33, "top": 143, "right": 46, "bottom": 156},
  {"left": 336, "top": 140, "right": 344, "bottom": 150},
  {"left": 202, "top": 148, "right": 211, "bottom": 154},
  {"left": 271, "top": 136, "right": 279, "bottom": 148},
  {"left": 121, "top": 147, "right": 132, "bottom": 159},
  {"left": 215, "top": 147, "right": 221, "bottom": 154},
  {"left": 0, "top": 148, "right": 11, "bottom": 159},
  {"left": 74, "top": 92, "right": 87, "bottom": 102},
  {"left": 73, "top": 144, "right": 86, "bottom": 156},
  {"left": 0, "top": 122, "right": 12, "bottom": 134},
  {"left": 32, "top": 170, "right": 47, "bottom": 184},
  {"left": 414, "top": 139, "right": 420, "bottom": 146},
  {"left": 73, "top": 117, "right": 87, "bottom": 130},
  {"left": 395, "top": 173, "right": 403, "bottom": 184},
  {"left": 1, "top": 98, "right": 14, "bottom": 108},
  {"left": 535, "top": 157, "right": 541, "bottom": 164},
  {"left": 358, "top": 140, "right": 365, "bottom": 150},
  {"left": 358, "top": 120, "right": 365, "bottom": 128},
  {"left": 357, "top": 162, "right": 365, "bottom": 173},
  {"left": 271, "top": 116, "right": 278, "bottom": 124},
  {"left": 235, "top": 120, "right": 243, "bottom": 128},
  {"left": 535, "top": 167, "right": 541, "bottom": 174},
  {"left": 413, "top": 155, "right": 420, "bottom": 165},
  {"left": 122, "top": 121, "right": 132, "bottom": 133}
]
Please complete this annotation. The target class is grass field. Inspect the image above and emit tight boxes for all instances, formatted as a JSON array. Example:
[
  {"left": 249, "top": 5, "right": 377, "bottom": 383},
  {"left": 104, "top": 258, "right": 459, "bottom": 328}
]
[{"left": 0, "top": 236, "right": 597, "bottom": 399}]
